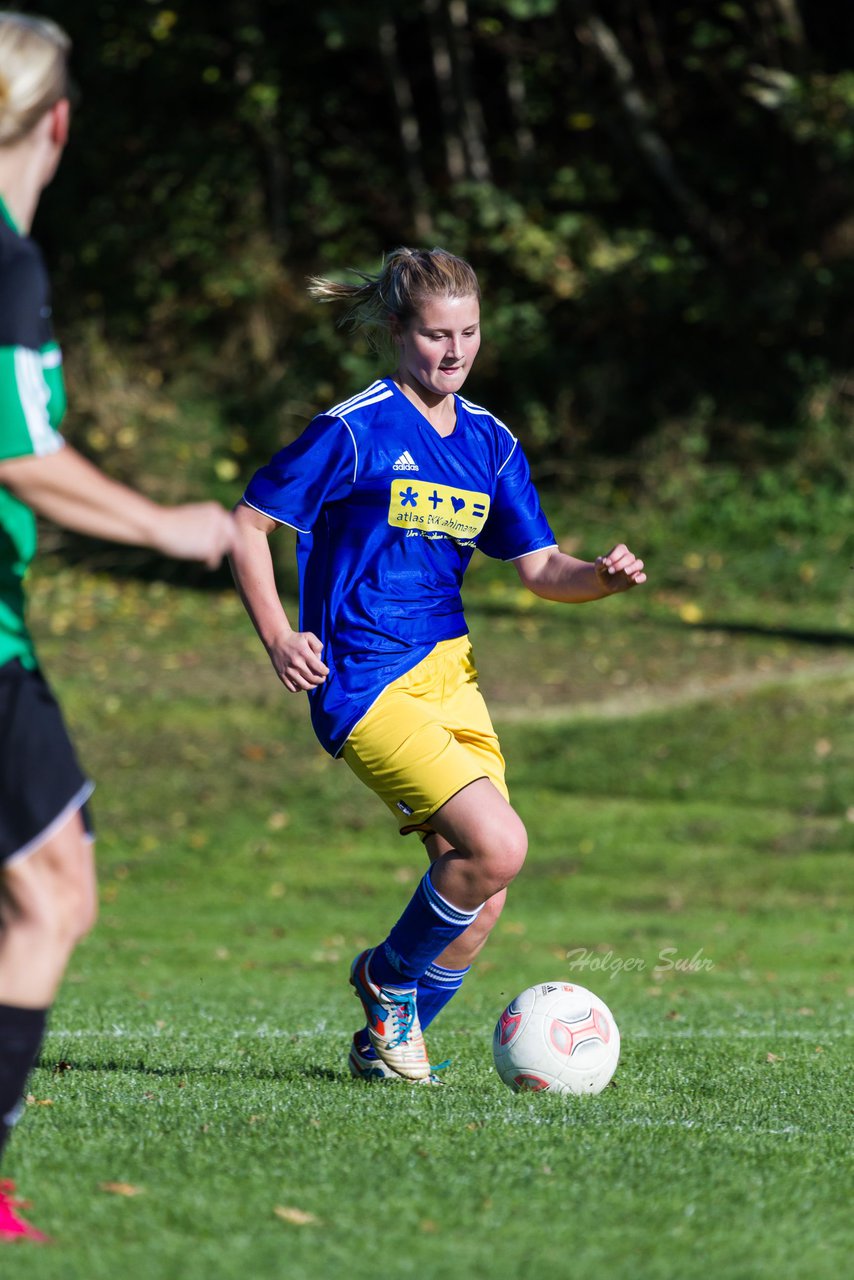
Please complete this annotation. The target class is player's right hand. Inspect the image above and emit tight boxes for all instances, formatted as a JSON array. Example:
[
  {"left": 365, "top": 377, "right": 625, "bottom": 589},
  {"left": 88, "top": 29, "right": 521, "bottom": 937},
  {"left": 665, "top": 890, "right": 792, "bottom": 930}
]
[
  {"left": 268, "top": 631, "right": 329, "bottom": 692},
  {"left": 154, "top": 502, "right": 234, "bottom": 568}
]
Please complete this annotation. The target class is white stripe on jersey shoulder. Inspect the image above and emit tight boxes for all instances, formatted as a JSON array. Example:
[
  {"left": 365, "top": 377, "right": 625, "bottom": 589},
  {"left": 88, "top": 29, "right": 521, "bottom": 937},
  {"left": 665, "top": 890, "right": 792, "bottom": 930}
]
[
  {"left": 14, "top": 347, "right": 63, "bottom": 456},
  {"left": 328, "top": 385, "right": 394, "bottom": 483},
  {"left": 457, "top": 395, "right": 518, "bottom": 473},
  {"left": 335, "top": 389, "right": 394, "bottom": 414},
  {"left": 329, "top": 380, "right": 388, "bottom": 416}
]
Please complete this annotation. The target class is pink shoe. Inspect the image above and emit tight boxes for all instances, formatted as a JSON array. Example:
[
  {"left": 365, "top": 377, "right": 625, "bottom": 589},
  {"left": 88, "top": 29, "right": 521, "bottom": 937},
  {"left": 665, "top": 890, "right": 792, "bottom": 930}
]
[{"left": 0, "top": 1179, "right": 50, "bottom": 1243}]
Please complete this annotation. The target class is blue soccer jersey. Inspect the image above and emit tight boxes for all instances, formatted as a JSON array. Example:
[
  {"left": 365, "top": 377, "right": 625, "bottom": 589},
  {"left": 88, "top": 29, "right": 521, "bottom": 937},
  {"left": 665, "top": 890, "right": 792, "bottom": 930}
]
[{"left": 242, "top": 378, "right": 556, "bottom": 755}]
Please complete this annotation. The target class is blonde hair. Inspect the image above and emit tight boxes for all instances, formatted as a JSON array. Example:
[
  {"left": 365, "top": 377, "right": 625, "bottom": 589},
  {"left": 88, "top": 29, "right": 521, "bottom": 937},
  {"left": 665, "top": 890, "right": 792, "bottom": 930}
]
[
  {"left": 308, "top": 246, "right": 480, "bottom": 337},
  {"left": 0, "top": 11, "right": 70, "bottom": 147}
]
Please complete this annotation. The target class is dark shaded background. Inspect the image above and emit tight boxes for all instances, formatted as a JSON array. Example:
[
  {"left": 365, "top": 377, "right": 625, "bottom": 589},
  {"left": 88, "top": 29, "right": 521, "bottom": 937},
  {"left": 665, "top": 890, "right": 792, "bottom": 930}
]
[{"left": 19, "top": 0, "right": 854, "bottom": 484}]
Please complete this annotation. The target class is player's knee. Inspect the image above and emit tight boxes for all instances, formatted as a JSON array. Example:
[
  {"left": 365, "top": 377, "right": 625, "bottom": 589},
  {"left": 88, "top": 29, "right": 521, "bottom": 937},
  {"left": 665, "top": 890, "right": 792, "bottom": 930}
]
[
  {"left": 52, "top": 858, "right": 97, "bottom": 946},
  {"left": 478, "top": 814, "right": 528, "bottom": 893},
  {"left": 4, "top": 882, "right": 66, "bottom": 950},
  {"left": 51, "top": 827, "right": 98, "bottom": 945},
  {"left": 12, "top": 861, "right": 97, "bottom": 951},
  {"left": 503, "top": 811, "right": 528, "bottom": 874},
  {"left": 37, "top": 893, "right": 94, "bottom": 957}
]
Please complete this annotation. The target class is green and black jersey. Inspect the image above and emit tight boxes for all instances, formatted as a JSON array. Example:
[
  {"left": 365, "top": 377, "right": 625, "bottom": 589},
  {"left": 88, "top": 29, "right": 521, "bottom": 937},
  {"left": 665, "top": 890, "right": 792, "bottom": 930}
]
[{"left": 0, "top": 194, "right": 67, "bottom": 669}]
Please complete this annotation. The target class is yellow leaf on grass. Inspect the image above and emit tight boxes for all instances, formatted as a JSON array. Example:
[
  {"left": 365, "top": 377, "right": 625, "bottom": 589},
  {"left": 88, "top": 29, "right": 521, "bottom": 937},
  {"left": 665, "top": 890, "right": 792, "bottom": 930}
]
[
  {"left": 274, "top": 1206, "right": 319, "bottom": 1226},
  {"left": 679, "top": 602, "right": 703, "bottom": 624},
  {"left": 100, "top": 1182, "right": 144, "bottom": 1197}
]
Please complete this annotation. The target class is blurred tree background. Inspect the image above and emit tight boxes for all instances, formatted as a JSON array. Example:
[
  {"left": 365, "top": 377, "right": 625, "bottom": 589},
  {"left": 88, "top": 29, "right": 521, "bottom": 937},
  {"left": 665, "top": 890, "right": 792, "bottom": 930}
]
[{"left": 21, "top": 0, "right": 854, "bottom": 498}]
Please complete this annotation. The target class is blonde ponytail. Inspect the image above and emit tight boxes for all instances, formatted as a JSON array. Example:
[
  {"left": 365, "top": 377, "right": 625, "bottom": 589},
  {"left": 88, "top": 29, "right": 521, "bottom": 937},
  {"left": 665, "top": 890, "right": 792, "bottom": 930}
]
[{"left": 308, "top": 246, "right": 480, "bottom": 337}]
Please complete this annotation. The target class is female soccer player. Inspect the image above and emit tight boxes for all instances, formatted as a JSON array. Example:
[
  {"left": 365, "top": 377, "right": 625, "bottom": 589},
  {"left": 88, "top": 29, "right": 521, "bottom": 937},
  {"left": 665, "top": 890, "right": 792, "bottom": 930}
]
[
  {"left": 230, "top": 246, "right": 645, "bottom": 1084},
  {"left": 0, "top": 12, "right": 233, "bottom": 1240}
]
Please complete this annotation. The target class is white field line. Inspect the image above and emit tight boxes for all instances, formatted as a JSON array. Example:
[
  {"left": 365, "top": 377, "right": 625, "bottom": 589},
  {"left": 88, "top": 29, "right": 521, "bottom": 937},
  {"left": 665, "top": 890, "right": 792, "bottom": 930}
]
[
  {"left": 44, "top": 1025, "right": 850, "bottom": 1041},
  {"left": 493, "top": 656, "right": 854, "bottom": 726}
]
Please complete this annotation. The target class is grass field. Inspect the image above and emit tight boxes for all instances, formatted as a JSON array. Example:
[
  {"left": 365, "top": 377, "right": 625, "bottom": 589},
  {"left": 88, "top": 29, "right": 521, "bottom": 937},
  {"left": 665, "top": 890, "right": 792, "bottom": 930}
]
[{"left": 3, "top": 493, "right": 852, "bottom": 1279}]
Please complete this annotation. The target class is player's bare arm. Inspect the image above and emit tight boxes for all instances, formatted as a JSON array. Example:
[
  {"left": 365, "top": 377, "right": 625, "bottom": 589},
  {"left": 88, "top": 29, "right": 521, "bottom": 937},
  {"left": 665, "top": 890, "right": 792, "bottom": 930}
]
[
  {"left": 229, "top": 501, "right": 328, "bottom": 692},
  {"left": 0, "top": 445, "right": 233, "bottom": 568},
  {"left": 514, "top": 542, "right": 646, "bottom": 602}
]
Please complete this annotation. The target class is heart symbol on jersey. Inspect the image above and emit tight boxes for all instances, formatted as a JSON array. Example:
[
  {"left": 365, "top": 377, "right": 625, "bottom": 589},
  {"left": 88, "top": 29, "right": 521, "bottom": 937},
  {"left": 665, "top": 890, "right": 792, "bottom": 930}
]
[{"left": 451, "top": 497, "right": 466, "bottom": 513}]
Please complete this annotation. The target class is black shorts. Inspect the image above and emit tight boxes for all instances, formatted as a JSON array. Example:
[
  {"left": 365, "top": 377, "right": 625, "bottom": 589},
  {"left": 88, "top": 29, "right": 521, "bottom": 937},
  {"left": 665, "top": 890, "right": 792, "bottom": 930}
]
[{"left": 0, "top": 659, "right": 93, "bottom": 866}]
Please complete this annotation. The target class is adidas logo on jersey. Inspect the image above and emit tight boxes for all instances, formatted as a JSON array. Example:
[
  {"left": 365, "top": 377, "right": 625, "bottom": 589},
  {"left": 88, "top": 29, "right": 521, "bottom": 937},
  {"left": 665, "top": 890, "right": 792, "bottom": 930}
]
[{"left": 392, "top": 451, "right": 419, "bottom": 472}]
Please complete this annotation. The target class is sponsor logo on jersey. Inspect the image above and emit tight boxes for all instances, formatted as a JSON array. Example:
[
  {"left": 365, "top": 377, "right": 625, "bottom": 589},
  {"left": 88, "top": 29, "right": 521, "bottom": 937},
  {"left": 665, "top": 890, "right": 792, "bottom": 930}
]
[
  {"left": 392, "top": 451, "right": 419, "bottom": 471},
  {"left": 388, "top": 480, "right": 490, "bottom": 540}
]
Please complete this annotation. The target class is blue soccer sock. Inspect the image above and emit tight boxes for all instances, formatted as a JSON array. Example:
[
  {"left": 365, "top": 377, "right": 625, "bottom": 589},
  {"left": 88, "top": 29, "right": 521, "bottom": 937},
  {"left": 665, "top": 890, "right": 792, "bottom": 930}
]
[
  {"left": 355, "top": 962, "right": 470, "bottom": 1057},
  {"left": 417, "top": 961, "right": 470, "bottom": 1030},
  {"left": 368, "top": 868, "right": 483, "bottom": 987}
]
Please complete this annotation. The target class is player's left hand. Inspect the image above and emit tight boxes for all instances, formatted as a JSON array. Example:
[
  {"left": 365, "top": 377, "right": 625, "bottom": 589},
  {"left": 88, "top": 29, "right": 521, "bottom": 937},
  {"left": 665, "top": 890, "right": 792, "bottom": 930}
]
[{"left": 595, "top": 544, "right": 646, "bottom": 593}]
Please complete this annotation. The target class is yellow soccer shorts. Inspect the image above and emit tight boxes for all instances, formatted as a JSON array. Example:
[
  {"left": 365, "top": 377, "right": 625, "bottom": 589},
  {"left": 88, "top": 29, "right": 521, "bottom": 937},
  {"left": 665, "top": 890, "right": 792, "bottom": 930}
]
[{"left": 342, "top": 635, "right": 508, "bottom": 836}]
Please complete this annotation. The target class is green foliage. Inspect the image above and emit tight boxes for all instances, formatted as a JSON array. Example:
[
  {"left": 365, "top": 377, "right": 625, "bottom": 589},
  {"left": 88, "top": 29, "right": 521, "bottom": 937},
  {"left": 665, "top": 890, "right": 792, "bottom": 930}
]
[{"left": 17, "top": 0, "right": 854, "bottom": 471}]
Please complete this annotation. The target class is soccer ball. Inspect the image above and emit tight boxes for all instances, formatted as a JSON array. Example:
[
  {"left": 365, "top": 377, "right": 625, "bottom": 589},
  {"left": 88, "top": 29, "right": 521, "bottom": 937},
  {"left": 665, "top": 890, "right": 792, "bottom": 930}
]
[{"left": 493, "top": 982, "right": 620, "bottom": 1095}]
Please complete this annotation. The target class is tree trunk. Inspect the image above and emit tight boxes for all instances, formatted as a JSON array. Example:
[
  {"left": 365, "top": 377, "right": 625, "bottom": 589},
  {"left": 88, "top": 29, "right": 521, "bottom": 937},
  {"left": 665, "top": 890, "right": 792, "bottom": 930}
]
[
  {"left": 506, "top": 52, "right": 535, "bottom": 161},
  {"left": 423, "top": 0, "right": 467, "bottom": 183},
  {"left": 447, "top": 0, "right": 492, "bottom": 183},
  {"left": 770, "top": 0, "right": 806, "bottom": 47},
  {"left": 379, "top": 17, "right": 433, "bottom": 240},
  {"left": 570, "top": 3, "right": 730, "bottom": 256}
]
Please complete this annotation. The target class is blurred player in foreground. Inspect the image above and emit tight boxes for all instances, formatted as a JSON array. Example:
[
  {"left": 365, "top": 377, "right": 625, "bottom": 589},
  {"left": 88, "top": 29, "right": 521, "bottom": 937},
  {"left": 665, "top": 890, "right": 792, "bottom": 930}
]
[{"left": 0, "top": 11, "right": 232, "bottom": 1241}]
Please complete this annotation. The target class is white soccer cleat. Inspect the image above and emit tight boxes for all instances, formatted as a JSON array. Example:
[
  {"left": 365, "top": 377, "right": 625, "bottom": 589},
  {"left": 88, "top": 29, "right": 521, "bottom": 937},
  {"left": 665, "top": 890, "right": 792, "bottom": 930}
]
[
  {"left": 347, "top": 1032, "right": 447, "bottom": 1086},
  {"left": 349, "top": 950, "right": 432, "bottom": 1081},
  {"left": 347, "top": 1033, "right": 400, "bottom": 1081}
]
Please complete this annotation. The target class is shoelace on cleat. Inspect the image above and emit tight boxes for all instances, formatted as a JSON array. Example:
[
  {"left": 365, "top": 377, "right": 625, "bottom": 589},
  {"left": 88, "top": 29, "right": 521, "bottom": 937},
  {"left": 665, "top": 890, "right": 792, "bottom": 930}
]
[{"left": 386, "top": 990, "right": 419, "bottom": 1050}]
